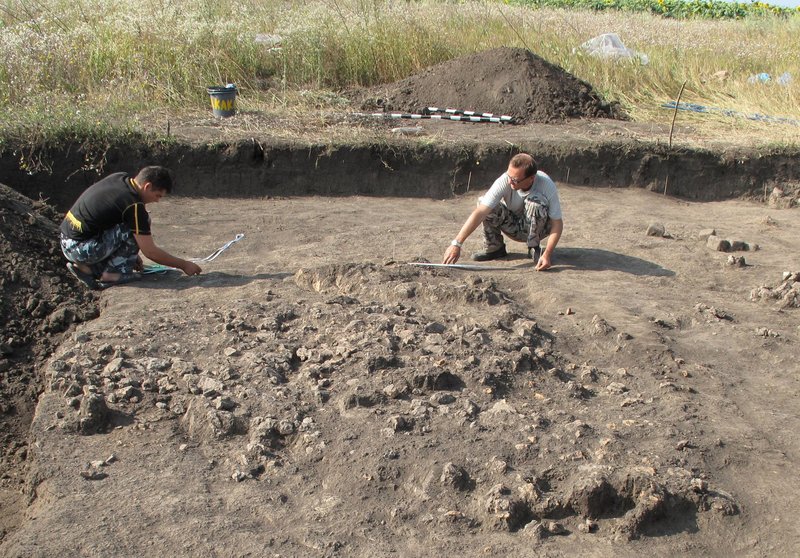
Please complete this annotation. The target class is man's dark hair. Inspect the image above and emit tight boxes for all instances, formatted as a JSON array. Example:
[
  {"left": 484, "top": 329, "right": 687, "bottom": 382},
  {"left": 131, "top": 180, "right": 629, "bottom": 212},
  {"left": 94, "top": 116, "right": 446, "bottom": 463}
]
[
  {"left": 509, "top": 153, "right": 537, "bottom": 178},
  {"left": 136, "top": 166, "right": 174, "bottom": 193}
]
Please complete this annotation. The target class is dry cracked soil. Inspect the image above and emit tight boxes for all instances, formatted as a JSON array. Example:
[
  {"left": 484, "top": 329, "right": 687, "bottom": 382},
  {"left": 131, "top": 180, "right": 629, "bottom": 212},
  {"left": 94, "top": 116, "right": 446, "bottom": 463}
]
[{"left": 1, "top": 46, "right": 800, "bottom": 557}]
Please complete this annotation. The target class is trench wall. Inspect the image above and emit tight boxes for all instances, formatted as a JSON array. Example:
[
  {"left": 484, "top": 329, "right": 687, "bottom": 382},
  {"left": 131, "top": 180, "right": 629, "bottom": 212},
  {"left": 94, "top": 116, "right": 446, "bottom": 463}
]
[{"left": 1, "top": 139, "right": 797, "bottom": 210}]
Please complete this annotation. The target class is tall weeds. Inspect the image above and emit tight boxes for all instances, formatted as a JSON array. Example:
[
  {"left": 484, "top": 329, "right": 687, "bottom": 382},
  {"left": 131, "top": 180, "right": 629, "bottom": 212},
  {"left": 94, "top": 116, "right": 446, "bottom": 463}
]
[{"left": 0, "top": 0, "right": 797, "bottom": 133}]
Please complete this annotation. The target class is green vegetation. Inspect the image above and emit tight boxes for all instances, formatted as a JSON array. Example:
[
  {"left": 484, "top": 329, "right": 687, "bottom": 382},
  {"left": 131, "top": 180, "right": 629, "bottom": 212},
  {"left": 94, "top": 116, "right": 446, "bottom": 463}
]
[
  {"left": 0, "top": 0, "right": 798, "bottom": 145},
  {"left": 508, "top": 0, "right": 800, "bottom": 20}
]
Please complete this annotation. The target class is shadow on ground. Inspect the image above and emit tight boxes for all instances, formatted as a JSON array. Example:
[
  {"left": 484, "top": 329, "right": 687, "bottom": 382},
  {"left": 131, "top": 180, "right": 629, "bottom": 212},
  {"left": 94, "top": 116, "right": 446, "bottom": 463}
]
[
  {"left": 550, "top": 247, "right": 675, "bottom": 276},
  {"left": 127, "top": 271, "right": 293, "bottom": 290}
]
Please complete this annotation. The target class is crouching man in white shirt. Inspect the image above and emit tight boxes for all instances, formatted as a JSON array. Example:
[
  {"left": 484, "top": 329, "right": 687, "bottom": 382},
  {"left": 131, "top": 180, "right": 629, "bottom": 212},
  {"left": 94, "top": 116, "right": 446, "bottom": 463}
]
[{"left": 442, "top": 153, "right": 563, "bottom": 271}]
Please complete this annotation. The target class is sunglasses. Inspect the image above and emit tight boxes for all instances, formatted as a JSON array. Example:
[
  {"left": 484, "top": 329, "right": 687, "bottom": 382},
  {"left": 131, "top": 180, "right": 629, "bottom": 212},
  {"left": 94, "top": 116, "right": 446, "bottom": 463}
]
[{"left": 507, "top": 173, "right": 530, "bottom": 186}]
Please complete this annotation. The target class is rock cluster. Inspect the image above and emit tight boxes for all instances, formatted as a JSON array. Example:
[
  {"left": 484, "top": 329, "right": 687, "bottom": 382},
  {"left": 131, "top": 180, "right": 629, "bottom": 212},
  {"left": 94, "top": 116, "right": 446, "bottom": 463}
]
[
  {"left": 36, "top": 262, "right": 738, "bottom": 537},
  {"left": 768, "top": 186, "right": 799, "bottom": 209},
  {"left": 750, "top": 271, "right": 800, "bottom": 308}
]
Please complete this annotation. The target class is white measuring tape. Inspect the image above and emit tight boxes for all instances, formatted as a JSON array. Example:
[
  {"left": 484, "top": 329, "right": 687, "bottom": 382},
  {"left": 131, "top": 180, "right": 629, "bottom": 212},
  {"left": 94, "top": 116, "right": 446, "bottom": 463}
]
[
  {"left": 407, "top": 262, "right": 511, "bottom": 271},
  {"left": 190, "top": 233, "right": 245, "bottom": 263},
  {"left": 143, "top": 233, "right": 245, "bottom": 274}
]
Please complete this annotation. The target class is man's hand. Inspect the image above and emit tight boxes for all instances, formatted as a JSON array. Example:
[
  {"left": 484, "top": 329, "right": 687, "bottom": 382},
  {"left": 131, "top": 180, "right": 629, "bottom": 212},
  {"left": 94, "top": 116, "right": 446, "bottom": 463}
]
[
  {"left": 535, "top": 220, "right": 562, "bottom": 272},
  {"left": 535, "top": 252, "right": 552, "bottom": 271},
  {"left": 135, "top": 234, "right": 202, "bottom": 276},
  {"left": 442, "top": 204, "right": 492, "bottom": 265},
  {"left": 442, "top": 245, "right": 461, "bottom": 264},
  {"left": 181, "top": 261, "right": 202, "bottom": 276}
]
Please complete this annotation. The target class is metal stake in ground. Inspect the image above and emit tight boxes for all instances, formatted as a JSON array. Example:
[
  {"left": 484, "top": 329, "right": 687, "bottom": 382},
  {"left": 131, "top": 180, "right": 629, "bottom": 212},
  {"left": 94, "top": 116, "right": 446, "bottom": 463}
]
[{"left": 665, "top": 81, "right": 687, "bottom": 196}]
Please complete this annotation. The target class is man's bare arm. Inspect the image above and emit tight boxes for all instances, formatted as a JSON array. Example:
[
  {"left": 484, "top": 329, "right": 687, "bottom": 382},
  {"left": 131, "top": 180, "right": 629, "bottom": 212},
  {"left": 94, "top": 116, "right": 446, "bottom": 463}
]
[
  {"left": 135, "top": 234, "right": 202, "bottom": 275},
  {"left": 535, "top": 218, "right": 563, "bottom": 271},
  {"left": 442, "top": 204, "right": 493, "bottom": 264}
]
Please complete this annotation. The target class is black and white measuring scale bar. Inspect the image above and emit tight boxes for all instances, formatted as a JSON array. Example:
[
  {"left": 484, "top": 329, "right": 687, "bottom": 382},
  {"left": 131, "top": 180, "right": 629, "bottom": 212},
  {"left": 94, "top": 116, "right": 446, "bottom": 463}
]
[
  {"left": 422, "top": 107, "right": 514, "bottom": 122},
  {"left": 365, "top": 112, "right": 511, "bottom": 124}
]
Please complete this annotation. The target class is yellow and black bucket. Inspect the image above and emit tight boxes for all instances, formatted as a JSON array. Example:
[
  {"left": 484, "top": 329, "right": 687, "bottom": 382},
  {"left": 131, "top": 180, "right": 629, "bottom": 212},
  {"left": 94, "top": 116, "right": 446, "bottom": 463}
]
[{"left": 207, "top": 85, "right": 238, "bottom": 118}]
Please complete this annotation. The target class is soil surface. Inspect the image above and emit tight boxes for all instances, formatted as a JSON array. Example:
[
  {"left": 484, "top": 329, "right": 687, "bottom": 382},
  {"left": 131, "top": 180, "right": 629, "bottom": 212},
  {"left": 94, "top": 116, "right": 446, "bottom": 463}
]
[
  {"left": 0, "top": 185, "right": 98, "bottom": 539},
  {"left": 1, "top": 47, "right": 799, "bottom": 557},
  {"left": 1, "top": 181, "right": 799, "bottom": 557}
]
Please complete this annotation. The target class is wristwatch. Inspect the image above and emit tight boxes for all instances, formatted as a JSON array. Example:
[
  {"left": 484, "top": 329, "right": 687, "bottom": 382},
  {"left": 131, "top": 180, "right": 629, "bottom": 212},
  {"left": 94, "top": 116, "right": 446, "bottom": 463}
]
[{"left": 450, "top": 239, "right": 463, "bottom": 248}]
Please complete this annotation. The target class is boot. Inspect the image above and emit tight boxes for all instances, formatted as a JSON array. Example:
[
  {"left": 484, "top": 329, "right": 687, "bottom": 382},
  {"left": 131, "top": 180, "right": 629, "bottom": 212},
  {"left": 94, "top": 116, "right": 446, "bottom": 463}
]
[{"left": 472, "top": 245, "right": 507, "bottom": 261}]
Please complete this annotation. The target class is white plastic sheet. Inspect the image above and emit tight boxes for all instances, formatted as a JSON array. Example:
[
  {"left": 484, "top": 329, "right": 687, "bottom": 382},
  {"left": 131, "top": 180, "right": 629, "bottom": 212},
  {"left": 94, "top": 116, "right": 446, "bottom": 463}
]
[{"left": 579, "top": 33, "right": 649, "bottom": 65}]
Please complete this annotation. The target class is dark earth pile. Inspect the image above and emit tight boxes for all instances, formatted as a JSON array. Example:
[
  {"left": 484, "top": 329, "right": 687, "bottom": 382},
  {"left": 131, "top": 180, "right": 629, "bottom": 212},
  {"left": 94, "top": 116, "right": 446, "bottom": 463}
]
[
  {"left": 364, "top": 47, "right": 624, "bottom": 123},
  {"left": 0, "top": 184, "right": 98, "bottom": 483}
]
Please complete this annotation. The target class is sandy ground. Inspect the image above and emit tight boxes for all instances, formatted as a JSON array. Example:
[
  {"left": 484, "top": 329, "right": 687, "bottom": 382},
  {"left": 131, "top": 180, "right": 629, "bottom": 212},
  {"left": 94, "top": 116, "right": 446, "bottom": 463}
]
[{"left": 1, "top": 182, "right": 799, "bottom": 557}]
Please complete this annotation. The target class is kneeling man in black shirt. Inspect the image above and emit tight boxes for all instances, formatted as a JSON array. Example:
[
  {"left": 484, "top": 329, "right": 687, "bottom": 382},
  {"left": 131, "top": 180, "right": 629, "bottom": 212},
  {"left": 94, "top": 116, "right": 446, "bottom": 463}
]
[{"left": 60, "top": 166, "right": 202, "bottom": 289}]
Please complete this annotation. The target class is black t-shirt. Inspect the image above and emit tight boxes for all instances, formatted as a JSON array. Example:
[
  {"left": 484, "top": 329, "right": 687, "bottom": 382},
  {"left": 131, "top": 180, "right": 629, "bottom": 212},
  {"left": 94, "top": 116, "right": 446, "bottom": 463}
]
[{"left": 60, "top": 173, "right": 152, "bottom": 241}]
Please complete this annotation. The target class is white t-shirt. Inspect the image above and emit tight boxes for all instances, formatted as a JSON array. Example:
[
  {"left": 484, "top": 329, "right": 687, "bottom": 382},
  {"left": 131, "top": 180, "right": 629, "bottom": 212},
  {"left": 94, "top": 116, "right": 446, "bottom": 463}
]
[{"left": 478, "top": 171, "right": 562, "bottom": 220}]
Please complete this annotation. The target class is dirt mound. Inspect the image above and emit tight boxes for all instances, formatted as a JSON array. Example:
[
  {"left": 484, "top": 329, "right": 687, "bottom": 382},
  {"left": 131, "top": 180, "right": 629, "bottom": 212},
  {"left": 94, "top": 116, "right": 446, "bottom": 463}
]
[
  {"left": 0, "top": 184, "right": 98, "bottom": 484},
  {"left": 364, "top": 47, "right": 624, "bottom": 123},
  {"left": 294, "top": 262, "right": 512, "bottom": 306}
]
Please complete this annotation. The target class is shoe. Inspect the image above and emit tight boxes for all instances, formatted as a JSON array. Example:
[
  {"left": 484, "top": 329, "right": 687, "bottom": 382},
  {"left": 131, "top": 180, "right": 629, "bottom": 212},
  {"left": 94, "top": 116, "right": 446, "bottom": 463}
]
[
  {"left": 97, "top": 272, "right": 142, "bottom": 290},
  {"left": 528, "top": 246, "right": 541, "bottom": 263},
  {"left": 67, "top": 263, "right": 99, "bottom": 290},
  {"left": 472, "top": 245, "right": 507, "bottom": 261}
]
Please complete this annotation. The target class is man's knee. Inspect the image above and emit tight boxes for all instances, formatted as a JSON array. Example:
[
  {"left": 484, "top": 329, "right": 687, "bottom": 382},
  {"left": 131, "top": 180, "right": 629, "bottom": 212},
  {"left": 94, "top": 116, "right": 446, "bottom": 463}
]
[{"left": 482, "top": 204, "right": 506, "bottom": 226}]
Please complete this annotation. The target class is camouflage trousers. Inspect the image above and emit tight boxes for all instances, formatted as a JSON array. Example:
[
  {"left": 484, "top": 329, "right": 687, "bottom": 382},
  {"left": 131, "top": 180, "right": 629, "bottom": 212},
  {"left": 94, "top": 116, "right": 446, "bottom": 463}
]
[
  {"left": 482, "top": 198, "right": 551, "bottom": 252},
  {"left": 60, "top": 224, "right": 139, "bottom": 277}
]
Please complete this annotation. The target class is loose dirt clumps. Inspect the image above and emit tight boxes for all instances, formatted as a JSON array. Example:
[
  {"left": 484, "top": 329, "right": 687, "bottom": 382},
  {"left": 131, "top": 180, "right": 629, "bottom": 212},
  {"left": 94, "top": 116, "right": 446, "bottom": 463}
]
[
  {"left": 7, "top": 260, "right": 739, "bottom": 554},
  {"left": 0, "top": 184, "right": 97, "bottom": 525},
  {"left": 364, "top": 47, "right": 624, "bottom": 123},
  {"left": 2, "top": 185, "right": 799, "bottom": 555}
]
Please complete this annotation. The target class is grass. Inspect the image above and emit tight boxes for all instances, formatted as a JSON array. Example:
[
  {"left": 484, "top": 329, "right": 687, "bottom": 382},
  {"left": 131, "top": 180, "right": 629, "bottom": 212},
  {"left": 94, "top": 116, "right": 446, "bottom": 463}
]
[
  {"left": 509, "top": 0, "right": 800, "bottom": 19},
  {"left": 0, "top": 0, "right": 798, "bottom": 150}
]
